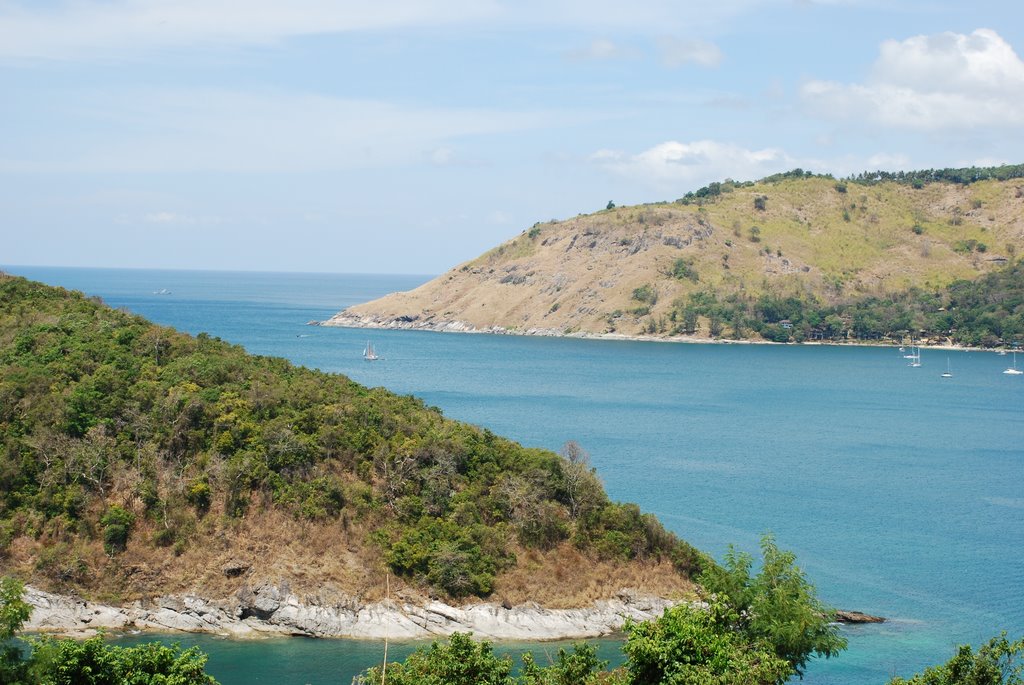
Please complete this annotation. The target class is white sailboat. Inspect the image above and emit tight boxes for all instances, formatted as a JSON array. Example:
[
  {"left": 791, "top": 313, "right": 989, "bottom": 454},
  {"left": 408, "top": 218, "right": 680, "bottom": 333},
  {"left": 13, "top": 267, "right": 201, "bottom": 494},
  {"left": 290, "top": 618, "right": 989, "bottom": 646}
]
[
  {"left": 907, "top": 345, "right": 921, "bottom": 367},
  {"left": 941, "top": 357, "right": 953, "bottom": 378},
  {"left": 1003, "top": 351, "right": 1023, "bottom": 375},
  {"left": 363, "top": 341, "right": 380, "bottom": 361}
]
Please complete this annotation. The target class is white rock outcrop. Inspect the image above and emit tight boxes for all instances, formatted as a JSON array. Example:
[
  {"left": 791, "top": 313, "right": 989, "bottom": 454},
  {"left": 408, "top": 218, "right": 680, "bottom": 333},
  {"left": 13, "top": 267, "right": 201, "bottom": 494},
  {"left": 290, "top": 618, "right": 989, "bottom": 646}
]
[{"left": 23, "top": 584, "right": 676, "bottom": 641}]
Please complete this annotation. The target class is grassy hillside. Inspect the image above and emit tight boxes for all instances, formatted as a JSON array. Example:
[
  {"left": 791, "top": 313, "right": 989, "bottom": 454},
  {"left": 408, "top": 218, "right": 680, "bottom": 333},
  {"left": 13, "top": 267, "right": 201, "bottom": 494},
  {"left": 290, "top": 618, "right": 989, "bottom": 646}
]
[
  {"left": 331, "top": 167, "right": 1024, "bottom": 346},
  {"left": 0, "top": 274, "right": 700, "bottom": 607}
]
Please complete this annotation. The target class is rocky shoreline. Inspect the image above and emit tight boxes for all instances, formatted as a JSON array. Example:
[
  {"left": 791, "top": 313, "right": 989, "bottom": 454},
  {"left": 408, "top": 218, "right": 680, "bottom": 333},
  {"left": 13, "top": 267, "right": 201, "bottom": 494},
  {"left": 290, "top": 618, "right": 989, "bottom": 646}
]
[
  {"left": 23, "top": 584, "right": 678, "bottom": 641},
  {"left": 318, "top": 311, "right": 987, "bottom": 353}
]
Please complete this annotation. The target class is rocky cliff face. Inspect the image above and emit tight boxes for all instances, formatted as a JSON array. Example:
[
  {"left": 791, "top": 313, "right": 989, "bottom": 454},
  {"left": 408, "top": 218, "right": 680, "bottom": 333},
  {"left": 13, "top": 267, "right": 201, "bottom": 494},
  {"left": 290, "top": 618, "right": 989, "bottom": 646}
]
[{"left": 24, "top": 584, "right": 677, "bottom": 640}]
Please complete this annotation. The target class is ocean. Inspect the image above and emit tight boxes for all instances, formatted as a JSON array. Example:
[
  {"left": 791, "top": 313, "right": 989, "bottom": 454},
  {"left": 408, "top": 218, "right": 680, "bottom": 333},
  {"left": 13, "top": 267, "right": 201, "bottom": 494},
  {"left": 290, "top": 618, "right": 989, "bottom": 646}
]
[{"left": 4, "top": 265, "right": 1023, "bottom": 685}]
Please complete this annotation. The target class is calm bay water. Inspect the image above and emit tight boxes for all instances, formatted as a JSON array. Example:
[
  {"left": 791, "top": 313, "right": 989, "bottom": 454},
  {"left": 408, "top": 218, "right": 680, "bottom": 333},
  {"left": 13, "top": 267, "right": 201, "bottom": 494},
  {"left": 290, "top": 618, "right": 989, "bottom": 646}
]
[{"left": 4, "top": 265, "right": 1023, "bottom": 685}]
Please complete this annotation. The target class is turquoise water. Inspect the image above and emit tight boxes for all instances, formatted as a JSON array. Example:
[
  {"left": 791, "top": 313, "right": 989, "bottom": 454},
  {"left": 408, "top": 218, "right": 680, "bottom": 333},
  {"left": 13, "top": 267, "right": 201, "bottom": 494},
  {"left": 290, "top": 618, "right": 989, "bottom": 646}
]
[{"left": 4, "top": 266, "right": 1023, "bottom": 685}]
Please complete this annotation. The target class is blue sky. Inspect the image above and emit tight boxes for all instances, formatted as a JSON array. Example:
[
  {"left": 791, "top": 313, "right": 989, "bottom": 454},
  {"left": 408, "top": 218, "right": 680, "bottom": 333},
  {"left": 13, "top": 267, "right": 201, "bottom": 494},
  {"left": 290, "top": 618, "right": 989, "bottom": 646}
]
[{"left": 3, "top": 0, "right": 1023, "bottom": 274}]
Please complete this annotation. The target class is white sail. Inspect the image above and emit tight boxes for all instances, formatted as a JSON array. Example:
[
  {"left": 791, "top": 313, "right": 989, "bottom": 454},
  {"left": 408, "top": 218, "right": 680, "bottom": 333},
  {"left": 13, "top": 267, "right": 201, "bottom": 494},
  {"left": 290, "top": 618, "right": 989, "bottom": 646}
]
[{"left": 1004, "top": 351, "right": 1022, "bottom": 375}]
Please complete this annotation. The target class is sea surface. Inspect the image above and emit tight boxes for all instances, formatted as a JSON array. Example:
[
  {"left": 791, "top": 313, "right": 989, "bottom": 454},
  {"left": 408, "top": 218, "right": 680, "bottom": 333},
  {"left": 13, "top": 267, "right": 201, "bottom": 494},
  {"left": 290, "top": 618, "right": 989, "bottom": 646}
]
[{"left": 4, "top": 265, "right": 1023, "bottom": 685}]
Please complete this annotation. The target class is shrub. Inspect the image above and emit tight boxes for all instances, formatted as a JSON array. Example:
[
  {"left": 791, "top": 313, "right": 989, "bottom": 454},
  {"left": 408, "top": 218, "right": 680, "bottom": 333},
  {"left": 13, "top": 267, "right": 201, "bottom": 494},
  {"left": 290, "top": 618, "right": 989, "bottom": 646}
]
[
  {"left": 357, "top": 633, "right": 513, "bottom": 685},
  {"left": 631, "top": 285, "right": 657, "bottom": 305},
  {"left": 670, "top": 258, "right": 698, "bottom": 282},
  {"left": 100, "top": 505, "right": 135, "bottom": 555},
  {"left": 186, "top": 478, "right": 212, "bottom": 512}
]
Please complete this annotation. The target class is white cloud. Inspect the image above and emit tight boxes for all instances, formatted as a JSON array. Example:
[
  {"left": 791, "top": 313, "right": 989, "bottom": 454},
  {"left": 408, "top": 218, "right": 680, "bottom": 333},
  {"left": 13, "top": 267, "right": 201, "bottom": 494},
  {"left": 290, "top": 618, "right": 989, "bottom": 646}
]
[
  {"left": 656, "top": 36, "right": 723, "bottom": 68},
  {"left": 865, "top": 152, "right": 910, "bottom": 169},
  {"left": 429, "top": 147, "right": 456, "bottom": 166},
  {"left": 143, "top": 211, "right": 224, "bottom": 225},
  {"left": 144, "top": 211, "right": 186, "bottom": 224},
  {"left": 802, "top": 28, "right": 1024, "bottom": 129},
  {"left": 0, "top": 88, "right": 567, "bottom": 173},
  {"left": 487, "top": 210, "right": 514, "bottom": 224},
  {"left": 0, "top": 0, "right": 765, "bottom": 61},
  {"left": 565, "top": 38, "right": 637, "bottom": 62},
  {"left": 589, "top": 140, "right": 794, "bottom": 190},
  {"left": 956, "top": 156, "right": 1011, "bottom": 168},
  {"left": 0, "top": 0, "right": 500, "bottom": 60}
]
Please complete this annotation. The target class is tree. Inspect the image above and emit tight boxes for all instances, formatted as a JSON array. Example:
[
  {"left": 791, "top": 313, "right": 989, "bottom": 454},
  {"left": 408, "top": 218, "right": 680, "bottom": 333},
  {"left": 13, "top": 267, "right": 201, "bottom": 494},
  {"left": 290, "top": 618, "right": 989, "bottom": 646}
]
[
  {"left": 100, "top": 505, "right": 135, "bottom": 555},
  {"left": 607, "top": 201, "right": 616, "bottom": 210},
  {"left": 699, "top": 534, "right": 847, "bottom": 680},
  {"left": 888, "top": 633, "right": 1024, "bottom": 685},
  {"left": 622, "top": 600, "right": 791, "bottom": 685},
  {"left": 358, "top": 633, "right": 515, "bottom": 685},
  {"left": 559, "top": 441, "right": 602, "bottom": 520},
  {"left": 520, "top": 643, "right": 607, "bottom": 685},
  {"left": 1, "top": 577, "right": 32, "bottom": 684},
  {"left": 28, "top": 636, "right": 219, "bottom": 685},
  {"left": 2, "top": 576, "right": 220, "bottom": 685}
]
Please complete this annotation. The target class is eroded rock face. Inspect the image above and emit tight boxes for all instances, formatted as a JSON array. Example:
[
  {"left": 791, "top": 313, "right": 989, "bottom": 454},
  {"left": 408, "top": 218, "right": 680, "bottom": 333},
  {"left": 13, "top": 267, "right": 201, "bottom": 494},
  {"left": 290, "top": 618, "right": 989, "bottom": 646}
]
[{"left": 22, "top": 584, "right": 678, "bottom": 641}]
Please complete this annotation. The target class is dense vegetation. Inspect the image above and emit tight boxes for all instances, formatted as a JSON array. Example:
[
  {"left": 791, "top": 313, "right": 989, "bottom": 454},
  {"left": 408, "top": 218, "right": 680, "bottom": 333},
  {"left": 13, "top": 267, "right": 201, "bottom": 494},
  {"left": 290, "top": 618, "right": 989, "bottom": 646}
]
[
  {"left": 357, "top": 625, "right": 1024, "bottom": 685},
  {"left": 359, "top": 536, "right": 846, "bottom": 685},
  {"left": 664, "top": 260, "right": 1024, "bottom": 347},
  {"left": 0, "top": 578, "right": 219, "bottom": 684},
  {"left": 0, "top": 274, "right": 702, "bottom": 600},
  {"left": 658, "top": 165, "right": 1024, "bottom": 346}
]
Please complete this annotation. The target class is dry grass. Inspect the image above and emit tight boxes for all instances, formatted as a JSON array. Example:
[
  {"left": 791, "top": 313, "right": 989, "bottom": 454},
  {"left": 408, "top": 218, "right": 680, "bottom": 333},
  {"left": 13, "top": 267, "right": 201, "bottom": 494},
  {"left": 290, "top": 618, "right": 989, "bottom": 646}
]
[
  {"left": 4, "top": 509, "right": 695, "bottom": 610},
  {"left": 342, "top": 176, "right": 1024, "bottom": 338},
  {"left": 491, "top": 545, "right": 695, "bottom": 609}
]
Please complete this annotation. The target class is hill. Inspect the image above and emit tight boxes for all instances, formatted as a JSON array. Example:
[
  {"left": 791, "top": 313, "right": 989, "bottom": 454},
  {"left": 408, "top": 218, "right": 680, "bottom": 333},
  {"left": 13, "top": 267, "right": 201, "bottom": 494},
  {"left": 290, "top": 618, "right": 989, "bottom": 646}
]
[
  {"left": 0, "top": 274, "right": 700, "bottom": 617},
  {"left": 325, "top": 167, "right": 1024, "bottom": 346}
]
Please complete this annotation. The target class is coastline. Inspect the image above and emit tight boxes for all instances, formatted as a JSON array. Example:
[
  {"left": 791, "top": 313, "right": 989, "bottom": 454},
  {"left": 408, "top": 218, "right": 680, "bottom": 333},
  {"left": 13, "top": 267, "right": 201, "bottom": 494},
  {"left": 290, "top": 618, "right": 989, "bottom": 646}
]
[
  {"left": 318, "top": 311, "right": 995, "bottom": 353},
  {"left": 23, "top": 584, "right": 677, "bottom": 642}
]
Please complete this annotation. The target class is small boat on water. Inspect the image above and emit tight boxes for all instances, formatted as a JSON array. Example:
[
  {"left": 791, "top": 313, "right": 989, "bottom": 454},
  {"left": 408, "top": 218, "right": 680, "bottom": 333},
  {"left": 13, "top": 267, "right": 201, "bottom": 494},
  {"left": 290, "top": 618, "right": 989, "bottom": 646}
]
[
  {"left": 1003, "top": 351, "right": 1023, "bottom": 375},
  {"left": 941, "top": 358, "right": 953, "bottom": 378},
  {"left": 363, "top": 341, "right": 380, "bottom": 361},
  {"left": 907, "top": 346, "right": 921, "bottom": 367}
]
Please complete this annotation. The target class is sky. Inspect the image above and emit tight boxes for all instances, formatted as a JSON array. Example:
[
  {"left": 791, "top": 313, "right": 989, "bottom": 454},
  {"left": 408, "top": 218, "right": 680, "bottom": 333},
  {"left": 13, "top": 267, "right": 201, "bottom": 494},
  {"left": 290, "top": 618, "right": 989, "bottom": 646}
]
[{"left": 3, "top": 0, "right": 1024, "bottom": 275}]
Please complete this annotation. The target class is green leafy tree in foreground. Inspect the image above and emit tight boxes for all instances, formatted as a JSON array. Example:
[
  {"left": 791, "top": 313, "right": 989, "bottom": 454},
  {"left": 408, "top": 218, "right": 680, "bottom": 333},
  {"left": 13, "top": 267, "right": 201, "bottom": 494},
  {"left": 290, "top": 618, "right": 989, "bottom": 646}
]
[
  {"left": 0, "top": 576, "right": 219, "bottom": 685},
  {"left": 698, "top": 534, "right": 847, "bottom": 680},
  {"left": 28, "top": 636, "right": 219, "bottom": 685},
  {"left": 1, "top": 577, "right": 32, "bottom": 684},
  {"left": 357, "top": 633, "right": 515, "bottom": 685},
  {"left": 519, "top": 642, "right": 608, "bottom": 685},
  {"left": 356, "top": 634, "right": 608, "bottom": 685},
  {"left": 622, "top": 600, "right": 790, "bottom": 685},
  {"left": 888, "top": 633, "right": 1024, "bottom": 685}
]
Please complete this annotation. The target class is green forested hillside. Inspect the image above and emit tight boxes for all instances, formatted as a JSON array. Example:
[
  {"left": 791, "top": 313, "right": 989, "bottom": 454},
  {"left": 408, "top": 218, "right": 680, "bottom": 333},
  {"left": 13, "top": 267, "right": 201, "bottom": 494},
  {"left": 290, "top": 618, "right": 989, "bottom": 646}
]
[
  {"left": 0, "top": 274, "right": 700, "bottom": 603},
  {"left": 668, "top": 259, "right": 1024, "bottom": 345}
]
